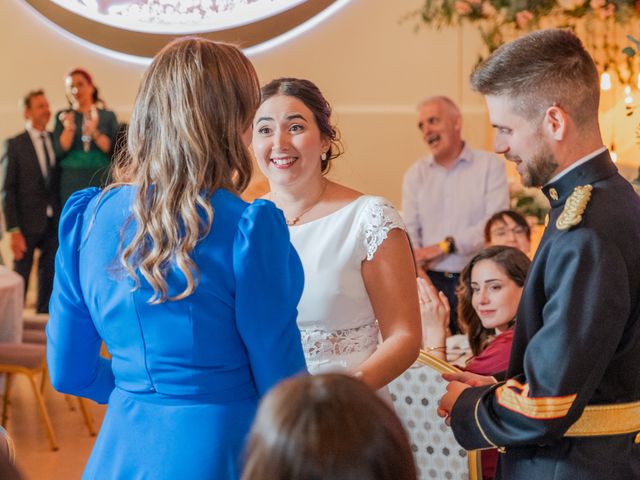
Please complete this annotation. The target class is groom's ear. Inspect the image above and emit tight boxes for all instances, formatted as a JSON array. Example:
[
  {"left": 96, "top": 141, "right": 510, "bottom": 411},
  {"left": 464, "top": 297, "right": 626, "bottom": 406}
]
[{"left": 543, "top": 104, "right": 567, "bottom": 141}]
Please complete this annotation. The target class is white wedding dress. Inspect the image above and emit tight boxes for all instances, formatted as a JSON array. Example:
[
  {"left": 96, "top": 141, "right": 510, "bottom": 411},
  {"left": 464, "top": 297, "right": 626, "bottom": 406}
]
[{"left": 289, "top": 195, "right": 406, "bottom": 375}]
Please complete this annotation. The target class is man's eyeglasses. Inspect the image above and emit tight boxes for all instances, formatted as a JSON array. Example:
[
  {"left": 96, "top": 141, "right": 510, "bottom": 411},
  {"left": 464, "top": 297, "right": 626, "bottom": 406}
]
[{"left": 490, "top": 226, "right": 528, "bottom": 238}]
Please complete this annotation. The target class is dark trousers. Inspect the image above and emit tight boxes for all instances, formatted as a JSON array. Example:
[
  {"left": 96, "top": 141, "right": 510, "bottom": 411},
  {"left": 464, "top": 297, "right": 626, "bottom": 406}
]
[
  {"left": 426, "top": 270, "right": 461, "bottom": 334},
  {"left": 14, "top": 217, "right": 58, "bottom": 313}
]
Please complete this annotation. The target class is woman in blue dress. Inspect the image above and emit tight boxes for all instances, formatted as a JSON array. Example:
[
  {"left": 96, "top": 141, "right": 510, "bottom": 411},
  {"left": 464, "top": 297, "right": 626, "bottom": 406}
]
[{"left": 46, "top": 37, "right": 307, "bottom": 480}]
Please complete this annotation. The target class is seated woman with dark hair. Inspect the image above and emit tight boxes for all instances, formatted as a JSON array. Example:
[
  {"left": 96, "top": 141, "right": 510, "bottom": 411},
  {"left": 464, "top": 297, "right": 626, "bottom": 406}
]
[
  {"left": 242, "top": 373, "right": 417, "bottom": 480},
  {"left": 420, "top": 245, "right": 531, "bottom": 479},
  {"left": 484, "top": 210, "right": 531, "bottom": 254}
]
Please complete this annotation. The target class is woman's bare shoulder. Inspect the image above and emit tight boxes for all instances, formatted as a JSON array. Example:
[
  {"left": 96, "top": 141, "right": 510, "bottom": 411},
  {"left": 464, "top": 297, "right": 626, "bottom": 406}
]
[{"left": 326, "top": 181, "right": 363, "bottom": 205}]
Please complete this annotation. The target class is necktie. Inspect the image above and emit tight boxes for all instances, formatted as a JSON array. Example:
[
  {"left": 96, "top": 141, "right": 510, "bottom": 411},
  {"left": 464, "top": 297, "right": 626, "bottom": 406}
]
[{"left": 40, "top": 132, "right": 53, "bottom": 184}]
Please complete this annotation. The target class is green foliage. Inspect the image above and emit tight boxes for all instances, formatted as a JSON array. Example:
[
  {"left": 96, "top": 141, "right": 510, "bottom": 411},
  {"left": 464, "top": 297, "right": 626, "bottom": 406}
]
[
  {"left": 406, "top": 0, "right": 640, "bottom": 53},
  {"left": 509, "top": 184, "right": 550, "bottom": 224}
]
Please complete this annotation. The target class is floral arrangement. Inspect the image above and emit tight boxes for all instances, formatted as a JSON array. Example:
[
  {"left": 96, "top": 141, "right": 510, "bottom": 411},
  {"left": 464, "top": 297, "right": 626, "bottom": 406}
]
[
  {"left": 406, "top": 0, "right": 640, "bottom": 65},
  {"left": 509, "top": 180, "right": 551, "bottom": 224}
]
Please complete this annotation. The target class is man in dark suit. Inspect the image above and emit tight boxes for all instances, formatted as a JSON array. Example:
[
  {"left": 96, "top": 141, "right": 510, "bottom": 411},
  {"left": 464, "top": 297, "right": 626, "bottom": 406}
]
[
  {"left": 438, "top": 30, "right": 640, "bottom": 478},
  {"left": 2, "top": 90, "right": 60, "bottom": 313}
]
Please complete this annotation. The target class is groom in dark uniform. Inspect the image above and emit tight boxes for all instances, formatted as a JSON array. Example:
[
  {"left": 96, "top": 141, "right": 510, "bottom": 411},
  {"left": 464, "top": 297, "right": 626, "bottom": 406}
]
[
  {"left": 2, "top": 90, "right": 60, "bottom": 313},
  {"left": 438, "top": 29, "right": 640, "bottom": 479}
]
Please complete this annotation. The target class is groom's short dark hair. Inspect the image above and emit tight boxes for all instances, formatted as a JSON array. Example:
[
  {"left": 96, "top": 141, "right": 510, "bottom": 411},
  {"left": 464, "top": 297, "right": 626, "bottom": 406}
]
[{"left": 470, "top": 29, "right": 599, "bottom": 128}]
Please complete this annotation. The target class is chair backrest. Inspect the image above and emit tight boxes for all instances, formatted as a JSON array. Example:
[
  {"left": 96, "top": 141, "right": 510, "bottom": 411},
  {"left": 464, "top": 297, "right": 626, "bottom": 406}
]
[
  {"left": 0, "top": 425, "right": 16, "bottom": 465},
  {"left": 390, "top": 365, "right": 479, "bottom": 480}
]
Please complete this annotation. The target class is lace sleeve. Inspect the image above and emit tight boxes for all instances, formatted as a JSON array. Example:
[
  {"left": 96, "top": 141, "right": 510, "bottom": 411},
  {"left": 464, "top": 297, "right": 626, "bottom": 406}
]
[{"left": 361, "top": 196, "right": 406, "bottom": 261}]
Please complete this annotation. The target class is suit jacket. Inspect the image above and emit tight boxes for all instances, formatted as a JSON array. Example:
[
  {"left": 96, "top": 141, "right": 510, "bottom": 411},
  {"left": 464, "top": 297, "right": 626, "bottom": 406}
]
[
  {"left": 2, "top": 130, "right": 61, "bottom": 236},
  {"left": 450, "top": 151, "right": 640, "bottom": 479}
]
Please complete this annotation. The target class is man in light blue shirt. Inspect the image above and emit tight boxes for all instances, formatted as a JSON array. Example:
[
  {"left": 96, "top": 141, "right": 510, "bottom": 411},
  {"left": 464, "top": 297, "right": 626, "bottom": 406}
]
[{"left": 402, "top": 96, "right": 508, "bottom": 333}]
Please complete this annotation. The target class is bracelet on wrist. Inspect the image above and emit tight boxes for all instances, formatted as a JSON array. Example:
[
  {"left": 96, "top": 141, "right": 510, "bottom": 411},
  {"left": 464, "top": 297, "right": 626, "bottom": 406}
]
[
  {"left": 445, "top": 236, "right": 457, "bottom": 253},
  {"left": 437, "top": 239, "right": 451, "bottom": 254},
  {"left": 437, "top": 237, "right": 457, "bottom": 255},
  {"left": 425, "top": 346, "right": 446, "bottom": 352}
]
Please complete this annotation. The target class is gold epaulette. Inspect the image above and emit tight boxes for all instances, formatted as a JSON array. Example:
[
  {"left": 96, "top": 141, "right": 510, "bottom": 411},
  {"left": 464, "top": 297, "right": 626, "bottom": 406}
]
[{"left": 556, "top": 185, "right": 593, "bottom": 230}]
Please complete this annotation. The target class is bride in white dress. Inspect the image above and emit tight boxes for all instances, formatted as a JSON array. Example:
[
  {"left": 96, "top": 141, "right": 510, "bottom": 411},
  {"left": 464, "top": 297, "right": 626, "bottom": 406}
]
[{"left": 252, "top": 78, "right": 421, "bottom": 390}]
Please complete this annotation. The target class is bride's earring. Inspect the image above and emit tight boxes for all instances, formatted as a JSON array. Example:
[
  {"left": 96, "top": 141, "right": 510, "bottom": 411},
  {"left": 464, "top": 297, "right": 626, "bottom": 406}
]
[{"left": 321, "top": 152, "right": 327, "bottom": 161}]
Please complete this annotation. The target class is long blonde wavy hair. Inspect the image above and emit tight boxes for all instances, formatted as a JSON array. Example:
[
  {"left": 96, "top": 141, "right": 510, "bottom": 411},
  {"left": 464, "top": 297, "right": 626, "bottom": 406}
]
[{"left": 110, "top": 37, "right": 260, "bottom": 303}]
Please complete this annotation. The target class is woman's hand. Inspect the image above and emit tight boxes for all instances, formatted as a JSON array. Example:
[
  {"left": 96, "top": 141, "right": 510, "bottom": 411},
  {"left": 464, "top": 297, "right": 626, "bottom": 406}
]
[
  {"left": 59, "top": 111, "right": 76, "bottom": 132},
  {"left": 83, "top": 107, "right": 99, "bottom": 136},
  {"left": 418, "top": 277, "right": 450, "bottom": 359},
  {"left": 418, "top": 277, "right": 450, "bottom": 331},
  {"left": 58, "top": 111, "right": 77, "bottom": 151}
]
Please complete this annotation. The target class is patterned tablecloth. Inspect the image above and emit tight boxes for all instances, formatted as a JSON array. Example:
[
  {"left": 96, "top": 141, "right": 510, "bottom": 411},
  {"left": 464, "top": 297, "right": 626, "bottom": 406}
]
[{"left": 390, "top": 364, "right": 472, "bottom": 480}]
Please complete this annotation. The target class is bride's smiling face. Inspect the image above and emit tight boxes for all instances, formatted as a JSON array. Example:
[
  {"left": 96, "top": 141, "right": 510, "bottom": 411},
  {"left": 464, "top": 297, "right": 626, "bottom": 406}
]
[{"left": 252, "top": 94, "right": 329, "bottom": 188}]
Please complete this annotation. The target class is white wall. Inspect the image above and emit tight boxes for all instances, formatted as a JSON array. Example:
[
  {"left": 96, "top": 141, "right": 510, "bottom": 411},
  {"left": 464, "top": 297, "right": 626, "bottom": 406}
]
[
  {"left": 1, "top": 0, "right": 637, "bottom": 210},
  {"left": 0, "top": 0, "right": 497, "bottom": 209}
]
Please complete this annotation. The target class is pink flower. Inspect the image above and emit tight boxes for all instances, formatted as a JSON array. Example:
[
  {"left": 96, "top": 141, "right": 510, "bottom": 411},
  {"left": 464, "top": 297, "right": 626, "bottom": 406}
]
[
  {"left": 468, "top": 0, "right": 482, "bottom": 5},
  {"left": 516, "top": 10, "right": 534, "bottom": 28},
  {"left": 481, "top": 1, "right": 497, "bottom": 15},
  {"left": 557, "top": 0, "right": 584, "bottom": 10},
  {"left": 597, "top": 3, "right": 615, "bottom": 17},
  {"left": 454, "top": 1, "right": 472, "bottom": 14}
]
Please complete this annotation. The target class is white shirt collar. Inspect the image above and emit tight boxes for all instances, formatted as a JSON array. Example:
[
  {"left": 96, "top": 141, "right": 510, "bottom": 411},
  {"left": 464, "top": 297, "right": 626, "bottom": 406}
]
[
  {"left": 545, "top": 146, "right": 607, "bottom": 185},
  {"left": 427, "top": 141, "right": 472, "bottom": 167},
  {"left": 25, "top": 122, "right": 47, "bottom": 139}
]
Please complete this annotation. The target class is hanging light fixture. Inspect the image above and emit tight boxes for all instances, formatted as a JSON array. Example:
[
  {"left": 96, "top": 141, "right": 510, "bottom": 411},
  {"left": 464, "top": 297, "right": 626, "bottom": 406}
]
[{"left": 601, "top": 70, "right": 612, "bottom": 91}]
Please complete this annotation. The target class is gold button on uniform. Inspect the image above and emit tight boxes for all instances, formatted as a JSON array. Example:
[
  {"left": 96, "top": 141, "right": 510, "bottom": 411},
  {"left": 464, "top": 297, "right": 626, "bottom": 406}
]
[{"left": 549, "top": 188, "right": 559, "bottom": 201}]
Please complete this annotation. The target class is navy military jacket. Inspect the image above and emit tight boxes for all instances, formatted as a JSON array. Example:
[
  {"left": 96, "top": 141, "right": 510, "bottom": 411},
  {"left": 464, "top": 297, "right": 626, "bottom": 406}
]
[{"left": 450, "top": 151, "right": 640, "bottom": 479}]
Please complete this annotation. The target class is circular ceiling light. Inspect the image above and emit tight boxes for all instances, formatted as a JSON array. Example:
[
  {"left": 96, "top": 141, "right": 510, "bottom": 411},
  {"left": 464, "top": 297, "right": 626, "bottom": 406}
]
[
  {"left": 48, "top": 0, "right": 310, "bottom": 34},
  {"left": 24, "top": 0, "right": 344, "bottom": 59}
]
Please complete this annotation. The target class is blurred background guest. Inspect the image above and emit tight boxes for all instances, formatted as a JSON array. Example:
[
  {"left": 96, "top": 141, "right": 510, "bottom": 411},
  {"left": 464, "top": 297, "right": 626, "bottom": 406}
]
[
  {"left": 47, "top": 38, "right": 306, "bottom": 480},
  {"left": 484, "top": 209, "right": 531, "bottom": 254},
  {"left": 420, "top": 245, "right": 530, "bottom": 479},
  {"left": 252, "top": 78, "right": 420, "bottom": 391},
  {"left": 242, "top": 373, "right": 417, "bottom": 480},
  {"left": 2, "top": 89, "right": 60, "bottom": 313},
  {"left": 53, "top": 68, "right": 118, "bottom": 205},
  {"left": 403, "top": 96, "right": 508, "bottom": 334}
]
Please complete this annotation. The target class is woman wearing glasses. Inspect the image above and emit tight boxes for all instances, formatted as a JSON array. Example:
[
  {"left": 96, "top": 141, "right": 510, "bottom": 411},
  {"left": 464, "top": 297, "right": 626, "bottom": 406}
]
[{"left": 484, "top": 210, "right": 531, "bottom": 254}]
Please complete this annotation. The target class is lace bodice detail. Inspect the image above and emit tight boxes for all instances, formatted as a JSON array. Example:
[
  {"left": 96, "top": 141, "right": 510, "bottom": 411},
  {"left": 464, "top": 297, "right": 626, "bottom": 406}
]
[
  {"left": 362, "top": 199, "right": 406, "bottom": 261},
  {"left": 288, "top": 196, "right": 406, "bottom": 374},
  {"left": 301, "top": 323, "right": 380, "bottom": 373}
]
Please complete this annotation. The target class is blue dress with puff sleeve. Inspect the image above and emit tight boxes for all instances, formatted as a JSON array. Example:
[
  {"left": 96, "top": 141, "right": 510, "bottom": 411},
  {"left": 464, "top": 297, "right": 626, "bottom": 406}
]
[{"left": 46, "top": 186, "right": 307, "bottom": 480}]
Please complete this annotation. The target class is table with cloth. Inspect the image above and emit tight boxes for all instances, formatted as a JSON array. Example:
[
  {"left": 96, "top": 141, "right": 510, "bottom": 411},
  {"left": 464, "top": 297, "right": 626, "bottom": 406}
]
[{"left": 0, "top": 267, "right": 23, "bottom": 343}]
